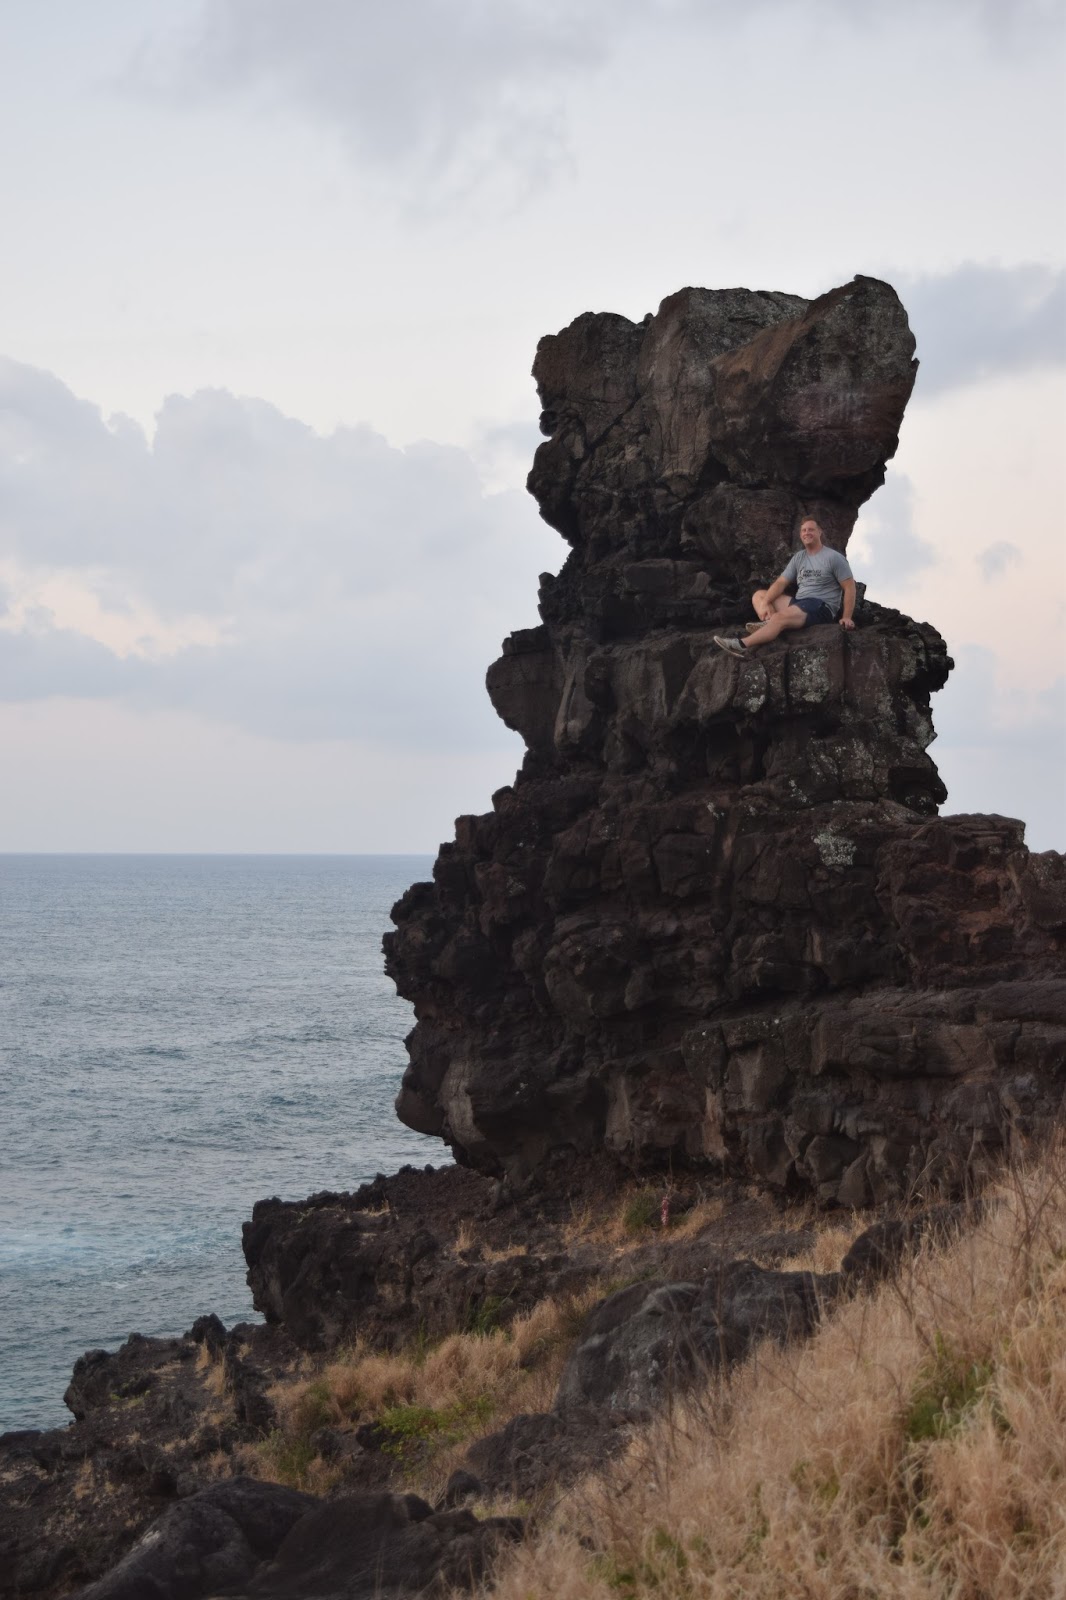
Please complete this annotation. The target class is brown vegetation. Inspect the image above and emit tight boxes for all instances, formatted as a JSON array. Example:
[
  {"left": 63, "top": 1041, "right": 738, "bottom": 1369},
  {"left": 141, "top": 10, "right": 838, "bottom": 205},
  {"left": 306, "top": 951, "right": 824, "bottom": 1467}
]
[
  {"left": 246, "top": 1287, "right": 602, "bottom": 1498},
  {"left": 482, "top": 1148, "right": 1066, "bottom": 1599},
  {"left": 241, "top": 1179, "right": 860, "bottom": 1506}
]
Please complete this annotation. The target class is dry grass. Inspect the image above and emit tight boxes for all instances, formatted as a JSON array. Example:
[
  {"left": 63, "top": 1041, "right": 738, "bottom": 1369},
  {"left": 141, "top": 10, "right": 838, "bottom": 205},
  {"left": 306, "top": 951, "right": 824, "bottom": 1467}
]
[
  {"left": 662, "top": 1193, "right": 728, "bottom": 1242},
  {"left": 566, "top": 1179, "right": 830, "bottom": 1259},
  {"left": 248, "top": 1287, "right": 602, "bottom": 1496},
  {"left": 71, "top": 1460, "right": 98, "bottom": 1502},
  {"left": 454, "top": 1218, "right": 477, "bottom": 1255},
  {"left": 776, "top": 1218, "right": 857, "bottom": 1275},
  {"left": 485, "top": 1149, "right": 1066, "bottom": 1600},
  {"left": 194, "top": 1341, "right": 227, "bottom": 1402},
  {"left": 446, "top": 1218, "right": 528, "bottom": 1265},
  {"left": 480, "top": 1240, "right": 530, "bottom": 1264},
  {"left": 561, "top": 1183, "right": 728, "bottom": 1250}
]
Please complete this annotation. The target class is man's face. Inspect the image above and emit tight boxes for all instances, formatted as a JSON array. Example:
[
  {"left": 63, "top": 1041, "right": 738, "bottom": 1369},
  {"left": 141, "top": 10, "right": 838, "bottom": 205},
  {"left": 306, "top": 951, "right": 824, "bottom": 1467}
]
[{"left": 800, "top": 521, "right": 821, "bottom": 549}]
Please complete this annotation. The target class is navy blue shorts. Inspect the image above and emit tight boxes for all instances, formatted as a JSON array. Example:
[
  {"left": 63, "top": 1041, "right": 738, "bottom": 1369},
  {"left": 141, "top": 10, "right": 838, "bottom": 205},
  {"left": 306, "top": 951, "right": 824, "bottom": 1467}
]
[{"left": 792, "top": 598, "right": 837, "bottom": 626}]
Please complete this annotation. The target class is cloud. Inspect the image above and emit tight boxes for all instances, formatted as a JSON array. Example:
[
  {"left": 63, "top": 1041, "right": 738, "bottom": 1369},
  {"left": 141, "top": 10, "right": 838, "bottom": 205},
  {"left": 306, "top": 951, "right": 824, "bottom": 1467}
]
[
  {"left": 0, "top": 358, "right": 562, "bottom": 749},
  {"left": 848, "top": 470, "right": 936, "bottom": 594},
  {"left": 2, "top": 361, "right": 1061, "bottom": 850},
  {"left": 900, "top": 263, "right": 1066, "bottom": 398},
  {"left": 131, "top": 0, "right": 630, "bottom": 208},
  {"left": 933, "top": 644, "right": 1066, "bottom": 852},
  {"left": 132, "top": 0, "right": 1060, "bottom": 206},
  {"left": 0, "top": 617, "right": 131, "bottom": 701},
  {"left": 978, "top": 540, "right": 1023, "bottom": 579},
  {"left": 469, "top": 418, "right": 544, "bottom": 494}
]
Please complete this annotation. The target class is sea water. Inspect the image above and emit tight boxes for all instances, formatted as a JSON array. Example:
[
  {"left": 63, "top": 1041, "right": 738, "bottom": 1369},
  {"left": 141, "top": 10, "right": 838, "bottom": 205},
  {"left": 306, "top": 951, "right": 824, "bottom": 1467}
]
[{"left": 0, "top": 854, "right": 437, "bottom": 1432}]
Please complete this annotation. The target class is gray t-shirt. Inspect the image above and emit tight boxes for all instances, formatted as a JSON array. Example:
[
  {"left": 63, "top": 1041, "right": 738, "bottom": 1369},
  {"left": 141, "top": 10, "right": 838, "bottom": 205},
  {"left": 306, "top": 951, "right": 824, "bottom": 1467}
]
[{"left": 780, "top": 545, "right": 854, "bottom": 614}]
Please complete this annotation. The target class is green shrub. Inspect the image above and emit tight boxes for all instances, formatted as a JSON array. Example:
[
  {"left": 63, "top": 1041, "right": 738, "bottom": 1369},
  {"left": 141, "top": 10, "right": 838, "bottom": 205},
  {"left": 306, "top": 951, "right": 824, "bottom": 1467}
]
[
  {"left": 622, "top": 1188, "right": 662, "bottom": 1235},
  {"left": 379, "top": 1395, "right": 494, "bottom": 1465},
  {"left": 465, "top": 1293, "right": 509, "bottom": 1337},
  {"left": 904, "top": 1332, "right": 997, "bottom": 1443},
  {"left": 261, "top": 1430, "right": 317, "bottom": 1489},
  {"left": 290, "top": 1378, "right": 335, "bottom": 1436},
  {"left": 593, "top": 1526, "right": 690, "bottom": 1595}
]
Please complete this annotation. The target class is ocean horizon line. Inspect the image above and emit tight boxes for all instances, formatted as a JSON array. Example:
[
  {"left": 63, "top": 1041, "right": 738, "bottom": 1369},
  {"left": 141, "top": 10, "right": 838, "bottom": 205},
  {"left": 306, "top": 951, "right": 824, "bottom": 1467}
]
[{"left": 0, "top": 850, "right": 437, "bottom": 859}]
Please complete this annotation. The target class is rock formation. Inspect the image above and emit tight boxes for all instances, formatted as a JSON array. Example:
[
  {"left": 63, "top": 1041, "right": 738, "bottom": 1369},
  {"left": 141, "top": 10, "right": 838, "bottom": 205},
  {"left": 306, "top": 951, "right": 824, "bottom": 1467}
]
[
  {"left": 386, "top": 277, "right": 1066, "bottom": 1206},
  {"left": 10, "top": 278, "right": 1064, "bottom": 1600},
  {"left": 69, "top": 1478, "right": 521, "bottom": 1600}
]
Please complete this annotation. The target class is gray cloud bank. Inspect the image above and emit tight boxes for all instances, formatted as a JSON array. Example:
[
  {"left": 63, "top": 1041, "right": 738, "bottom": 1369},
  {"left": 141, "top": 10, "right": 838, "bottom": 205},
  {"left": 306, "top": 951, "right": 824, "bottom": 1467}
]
[
  {"left": 933, "top": 647, "right": 1066, "bottom": 853},
  {"left": 1, "top": 330, "right": 1061, "bottom": 849},
  {"left": 0, "top": 357, "right": 560, "bottom": 749},
  {"left": 135, "top": 0, "right": 1060, "bottom": 203},
  {"left": 136, "top": 0, "right": 625, "bottom": 205},
  {"left": 849, "top": 470, "right": 935, "bottom": 591},
  {"left": 901, "top": 263, "right": 1066, "bottom": 397}
]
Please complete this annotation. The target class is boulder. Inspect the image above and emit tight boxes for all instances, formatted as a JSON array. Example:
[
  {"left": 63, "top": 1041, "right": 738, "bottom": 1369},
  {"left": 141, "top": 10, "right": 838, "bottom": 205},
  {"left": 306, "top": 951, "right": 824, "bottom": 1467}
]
[
  {"left": 241, "top": 1492, "right": 522, "bottom": 1600},
  {"left": 463, "top": 1408, "right": 630, "bottom": 1501},
  {"left": 71, "top": 1478, "right": 316, "bottom": 1600},
  {"left": 70, "top": 1483, "right": 523, "bottom": 1600},
  {"left": 554, "top": 1259, "right": 833, "bottom": 1415}
]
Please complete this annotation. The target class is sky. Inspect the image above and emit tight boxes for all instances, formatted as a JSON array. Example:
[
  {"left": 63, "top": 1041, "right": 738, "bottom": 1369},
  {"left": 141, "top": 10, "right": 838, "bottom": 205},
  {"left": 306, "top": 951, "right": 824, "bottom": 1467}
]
[{"left": 0, "top": 0, "right": 1063, "bottom": 853}]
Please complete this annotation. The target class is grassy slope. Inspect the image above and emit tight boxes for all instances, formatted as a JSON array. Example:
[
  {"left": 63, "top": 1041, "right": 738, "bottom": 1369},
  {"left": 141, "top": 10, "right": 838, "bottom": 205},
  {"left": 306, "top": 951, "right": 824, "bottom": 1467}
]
[
  {"left": 241, "top": 1187, "right": 844, "bottom": 1503},
  {"left": 237, "top": 1149, "right": 1066, "bottom": 1596},
  {"left": 487, "top": 1149, "right": 1066, "bottom": 1599}
]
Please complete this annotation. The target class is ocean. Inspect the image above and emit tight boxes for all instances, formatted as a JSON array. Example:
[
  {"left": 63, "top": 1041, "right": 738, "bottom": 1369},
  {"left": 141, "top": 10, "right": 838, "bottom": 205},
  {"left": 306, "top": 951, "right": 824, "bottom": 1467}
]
[{"left": 0, "top": 854, "right": 437, "bottom": 1433}]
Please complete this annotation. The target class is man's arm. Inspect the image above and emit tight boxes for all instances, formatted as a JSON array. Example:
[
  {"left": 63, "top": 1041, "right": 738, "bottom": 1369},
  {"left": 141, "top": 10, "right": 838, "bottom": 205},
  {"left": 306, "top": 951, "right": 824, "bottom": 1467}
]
[{"left": 839, "top": 577, "right": 856, "bottom": 630}]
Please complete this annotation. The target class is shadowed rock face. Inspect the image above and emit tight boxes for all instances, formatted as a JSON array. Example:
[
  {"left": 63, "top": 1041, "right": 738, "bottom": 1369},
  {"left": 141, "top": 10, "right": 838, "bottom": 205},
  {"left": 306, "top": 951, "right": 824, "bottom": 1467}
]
[{"left": 385, "top": 278, "right": 1066, "bottom": 1204}]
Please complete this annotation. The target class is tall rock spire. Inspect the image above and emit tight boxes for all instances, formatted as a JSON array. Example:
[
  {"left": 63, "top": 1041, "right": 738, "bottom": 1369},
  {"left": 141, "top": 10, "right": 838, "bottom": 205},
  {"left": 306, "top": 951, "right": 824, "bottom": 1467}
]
[{"left": 385, "top": 278, "right": 1066, "bottom": 1205}]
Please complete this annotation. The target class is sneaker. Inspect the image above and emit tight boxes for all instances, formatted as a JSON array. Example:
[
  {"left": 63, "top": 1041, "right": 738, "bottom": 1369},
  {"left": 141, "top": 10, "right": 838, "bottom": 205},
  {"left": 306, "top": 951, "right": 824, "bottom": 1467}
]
[
  {"left": 745, "top": 621, "right": 765, "bottom": 633},
  {"left": 713, "top": 635, "right": 745, "bottom": 656}
]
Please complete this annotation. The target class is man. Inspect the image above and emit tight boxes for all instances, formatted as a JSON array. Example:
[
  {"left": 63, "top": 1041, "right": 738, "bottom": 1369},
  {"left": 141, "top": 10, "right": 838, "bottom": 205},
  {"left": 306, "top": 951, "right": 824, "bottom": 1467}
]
[{"left": 713, "top": 517, "right": 856, "bottom": 654}]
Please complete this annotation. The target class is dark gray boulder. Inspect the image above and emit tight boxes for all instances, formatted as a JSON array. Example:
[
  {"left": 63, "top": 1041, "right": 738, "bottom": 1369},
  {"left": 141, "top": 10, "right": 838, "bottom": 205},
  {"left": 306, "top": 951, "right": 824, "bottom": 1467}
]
[
  {"left": 554, "top": 1259, "right": 834, "bottom": 1414},
  {"left": 241, "top": 1492, "right": 522, "bottom": 1599},
  {"left": 71, "top": 1478, "right": 316, "bottom": 1600},
  {"left": 70, "top": 1483, "right": 523, "bottom": 1600},
  {"left": 464, "top": 1408, "right": 631, "bottom": 1501}
]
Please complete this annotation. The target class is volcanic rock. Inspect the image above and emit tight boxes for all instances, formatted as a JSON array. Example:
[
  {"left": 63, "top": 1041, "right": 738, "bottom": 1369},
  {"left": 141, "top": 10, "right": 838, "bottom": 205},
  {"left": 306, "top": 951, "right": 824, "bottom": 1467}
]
[
  {"left": 239, "top": 1492, "right": 523, "bottom": 1600},
  {"left": 71, "top": 1478, "right": 317, "bottom": 1600},
  {"left": 458, "top": 1199, "right": 972, "bottom": 1501},
  {"left": 463, "top": 1408, "right": 632, "bottom": 1502},
  {"left": 69, "top": 1483, "right": 522, "bottom": 1600},
  {"left": 553, "top": 1259, "right": 830, "bottom": 1416},
  {"left": 0, "top": 1317, "right": 309, "bottom": 1598},
  {"left": 385, "top": 277, "right": 1066, "bottom": 1203}
]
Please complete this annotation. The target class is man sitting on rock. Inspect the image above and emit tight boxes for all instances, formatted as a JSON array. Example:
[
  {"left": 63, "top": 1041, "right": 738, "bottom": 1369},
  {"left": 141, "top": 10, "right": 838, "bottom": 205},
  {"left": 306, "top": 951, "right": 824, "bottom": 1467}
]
[{"left": 714, "top": 516, "right": 856, "bottom": 654}]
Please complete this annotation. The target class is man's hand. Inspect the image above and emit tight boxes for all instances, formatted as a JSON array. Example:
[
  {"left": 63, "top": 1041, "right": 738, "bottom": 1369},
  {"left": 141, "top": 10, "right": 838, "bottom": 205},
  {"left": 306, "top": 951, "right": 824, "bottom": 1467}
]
[{"left": 839, "top": 577, "right": 857, "bottom": 631}]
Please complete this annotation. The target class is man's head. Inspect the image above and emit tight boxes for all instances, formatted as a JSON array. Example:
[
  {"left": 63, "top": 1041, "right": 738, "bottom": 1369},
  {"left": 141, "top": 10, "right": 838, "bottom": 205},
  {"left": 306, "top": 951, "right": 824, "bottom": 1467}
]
[{"left": 799, "top": 517, "right": 823, "bottom": 551}]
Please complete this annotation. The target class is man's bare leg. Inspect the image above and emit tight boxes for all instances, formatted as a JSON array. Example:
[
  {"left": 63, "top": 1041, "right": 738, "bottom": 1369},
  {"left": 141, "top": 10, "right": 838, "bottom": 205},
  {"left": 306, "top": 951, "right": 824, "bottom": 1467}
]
[
  {"left": 715, "top": 593, "right": 805, "bottom": 656},
  {"left": 743, "top": 605, "right": 808, "bottom": 649},
  {"left": 751, "top": 589, "right": 794, "bottom": 623}
]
